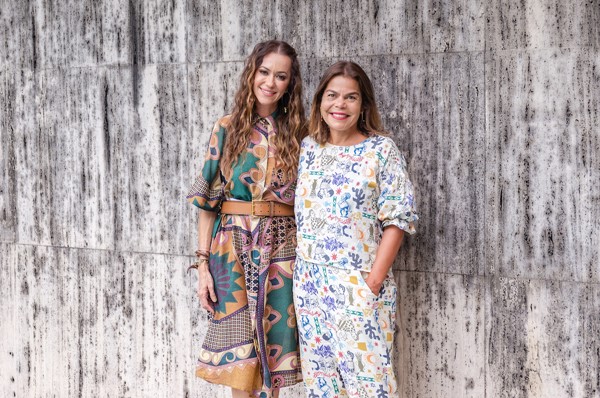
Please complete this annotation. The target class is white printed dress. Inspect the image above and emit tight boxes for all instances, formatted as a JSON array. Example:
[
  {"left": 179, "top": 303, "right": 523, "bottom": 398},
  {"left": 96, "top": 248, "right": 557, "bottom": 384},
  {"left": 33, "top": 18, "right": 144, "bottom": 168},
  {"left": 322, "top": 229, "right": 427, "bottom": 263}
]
[{"left": 293, "top": 134, "right": 418, "bottom": 398}]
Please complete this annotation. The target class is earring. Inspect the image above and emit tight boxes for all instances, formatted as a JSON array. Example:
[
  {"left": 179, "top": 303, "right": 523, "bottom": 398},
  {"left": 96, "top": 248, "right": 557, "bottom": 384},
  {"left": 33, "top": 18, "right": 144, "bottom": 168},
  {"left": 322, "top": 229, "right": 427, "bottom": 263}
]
[
  {"left": 361, "top": 111, "right": 365, "bottom": 122},
  {"left": 282, "top": 92, "right": 290, "bottom": 115}
]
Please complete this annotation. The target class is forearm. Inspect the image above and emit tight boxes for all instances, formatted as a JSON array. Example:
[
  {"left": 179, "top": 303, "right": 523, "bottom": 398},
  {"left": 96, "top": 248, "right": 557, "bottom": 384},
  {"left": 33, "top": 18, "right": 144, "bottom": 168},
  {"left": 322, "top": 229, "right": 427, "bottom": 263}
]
[
  {"left": 369, "top": 225, "right": 405, "bottom": 283},
  {"left": 196, "top": 209, "right": 218, "bottom": 313},
  {"left": 197, "top": 209, "right": 217, "bottom": 251}
]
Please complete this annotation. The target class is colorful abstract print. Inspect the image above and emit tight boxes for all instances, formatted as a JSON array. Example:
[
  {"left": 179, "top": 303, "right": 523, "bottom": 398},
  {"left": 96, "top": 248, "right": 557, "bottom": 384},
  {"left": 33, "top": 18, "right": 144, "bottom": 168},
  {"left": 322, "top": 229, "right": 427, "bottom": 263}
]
[
  {"left": 294, "top": 258, "right": 398, "bottom": 397},
  {"left": 186, "top": 115, "right": 301, "bottom": 396},
  {"left": 295, "top": 135, "right": 418, "bottom": 271}
]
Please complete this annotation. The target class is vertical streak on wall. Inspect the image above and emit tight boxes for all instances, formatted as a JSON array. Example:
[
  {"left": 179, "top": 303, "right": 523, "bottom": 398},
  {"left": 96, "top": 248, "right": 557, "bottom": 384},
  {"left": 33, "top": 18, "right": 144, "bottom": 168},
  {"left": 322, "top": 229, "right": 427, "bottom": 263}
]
[{"left": 129, "top": 0, "right": 140, "bottom": 109}]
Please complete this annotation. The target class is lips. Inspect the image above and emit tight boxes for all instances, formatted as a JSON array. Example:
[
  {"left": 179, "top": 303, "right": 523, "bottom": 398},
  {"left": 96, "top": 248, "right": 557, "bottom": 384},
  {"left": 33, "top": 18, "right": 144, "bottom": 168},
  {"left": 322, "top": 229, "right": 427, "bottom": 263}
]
[
  {"left": 259, "top": 87, "right": 276, "bottom": 97},
  {"left": 329, "top": 112, "right": 349, "bottom": 120}
]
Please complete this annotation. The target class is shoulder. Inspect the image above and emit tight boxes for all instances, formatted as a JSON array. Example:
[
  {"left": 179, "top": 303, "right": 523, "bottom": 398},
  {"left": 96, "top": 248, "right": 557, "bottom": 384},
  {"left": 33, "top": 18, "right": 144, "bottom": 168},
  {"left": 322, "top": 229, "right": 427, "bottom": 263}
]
[
  {"left": 208, "top": 115, "right": 232, "bottom": 142},
  {"left": 367, "top": 135, "right": 407, "bottom": 167},
  {"left": 302, "top": 136, "right": 316, "bottom": 144},
  {"left": 214, "top": 114, "right": 232, "bottom": 131},
  {"left": 301, "top": 135, "right": 319, "bottom": 148},
  {"left": 368, "top": 134, "right": 396, "bottom": 149},
  {"left": 205, "top": 115, "right": 232, "bottom": 149},
  {"left": 365, "top": 134, "right": 397, "bottom": 154}
]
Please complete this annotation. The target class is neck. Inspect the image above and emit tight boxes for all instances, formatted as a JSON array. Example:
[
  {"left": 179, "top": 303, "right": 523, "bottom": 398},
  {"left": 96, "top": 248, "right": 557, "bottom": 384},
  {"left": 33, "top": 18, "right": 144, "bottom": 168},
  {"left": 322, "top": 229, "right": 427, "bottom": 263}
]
[
  {"left": 328, "top": 130, "right": 365, "bottom": 146},
  {"left": 255, "top": 104, "right": 276, "bottom": 118}
]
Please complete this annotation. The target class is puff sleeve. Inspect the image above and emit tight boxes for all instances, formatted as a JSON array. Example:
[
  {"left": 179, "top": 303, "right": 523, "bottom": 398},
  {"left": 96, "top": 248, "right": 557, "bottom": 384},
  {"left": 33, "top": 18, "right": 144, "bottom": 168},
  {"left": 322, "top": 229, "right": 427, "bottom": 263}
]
[
  {"left": 186, "top": 119, "right": 226, "bottom": 211},
  {"left": 376, "top": 140, "right": 418, "bottom": 234}
]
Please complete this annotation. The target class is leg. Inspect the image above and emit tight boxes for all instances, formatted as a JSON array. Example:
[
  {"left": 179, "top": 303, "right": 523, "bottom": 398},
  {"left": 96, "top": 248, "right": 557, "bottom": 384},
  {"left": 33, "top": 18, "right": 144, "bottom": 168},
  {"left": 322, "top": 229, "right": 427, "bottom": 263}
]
[
  {"left": 335, "top": 269, "right": 398, "bottom": 397},
  {"left": 231, "top": 387, "right": 280, "bottom": 398},
  {"left": 293, "top": 260, "right": 347, "bottom": 397},
  {"left": 231, "top": 388, "right": 251, "bottom": 398}
]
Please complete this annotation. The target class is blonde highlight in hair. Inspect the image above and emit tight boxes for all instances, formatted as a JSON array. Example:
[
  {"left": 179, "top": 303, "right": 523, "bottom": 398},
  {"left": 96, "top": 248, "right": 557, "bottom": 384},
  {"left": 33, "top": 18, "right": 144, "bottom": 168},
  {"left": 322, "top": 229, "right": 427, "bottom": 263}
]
[
  {"left": 221, "top": 40, "right": 306, "bottom": 180},
  {"left": 309, "top": 61, "right": 386, "bottom": 145}
]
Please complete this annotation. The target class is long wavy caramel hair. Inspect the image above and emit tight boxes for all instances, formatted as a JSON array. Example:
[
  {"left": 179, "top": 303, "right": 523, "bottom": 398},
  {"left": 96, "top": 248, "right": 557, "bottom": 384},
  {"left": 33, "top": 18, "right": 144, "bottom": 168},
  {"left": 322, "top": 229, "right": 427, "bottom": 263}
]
[
  {"left": 309, "top": 61, "right": 387, "bottom": 145},
  {"left": 221, "top": 40, "right": 306, "bottom": 181}
]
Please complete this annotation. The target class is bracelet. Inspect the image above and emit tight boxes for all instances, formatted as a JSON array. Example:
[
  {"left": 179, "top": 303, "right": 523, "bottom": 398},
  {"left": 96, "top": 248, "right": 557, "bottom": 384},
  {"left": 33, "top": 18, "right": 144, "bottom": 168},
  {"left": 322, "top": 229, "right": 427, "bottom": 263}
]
[
  {"left": 195, "top": 249, "right": 210, "bottom": 259},
  {"left": 187, "top": 263, "right": 198, "bottom": 272},
  {"left": 197, "top": 258, "right": 209, "bottom": 267},
  {"left": 187, "top": 258, "right": 209, "bottom": 273}
]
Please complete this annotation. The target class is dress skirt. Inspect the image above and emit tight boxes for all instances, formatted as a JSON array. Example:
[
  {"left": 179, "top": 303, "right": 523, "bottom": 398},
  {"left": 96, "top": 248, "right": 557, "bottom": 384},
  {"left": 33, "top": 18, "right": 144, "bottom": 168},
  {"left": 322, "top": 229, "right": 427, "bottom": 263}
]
[{"left": 195, "top": 212, "right": 301, "bottom": 395}]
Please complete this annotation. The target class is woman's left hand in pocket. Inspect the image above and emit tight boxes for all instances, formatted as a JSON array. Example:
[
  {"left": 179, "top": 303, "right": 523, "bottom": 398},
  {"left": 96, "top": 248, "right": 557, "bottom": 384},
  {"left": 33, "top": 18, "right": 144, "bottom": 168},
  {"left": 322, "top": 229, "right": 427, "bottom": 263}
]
[{"left": 364, "top": 273, "right": 383, "bottom": 296}]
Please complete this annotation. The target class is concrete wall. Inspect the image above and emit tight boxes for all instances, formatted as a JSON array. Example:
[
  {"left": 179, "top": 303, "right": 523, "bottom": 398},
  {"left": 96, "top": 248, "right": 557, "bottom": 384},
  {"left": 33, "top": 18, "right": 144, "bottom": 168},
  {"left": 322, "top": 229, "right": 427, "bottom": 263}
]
[{"left": 1, "top": 1, "right": 599, "bottom": 397}]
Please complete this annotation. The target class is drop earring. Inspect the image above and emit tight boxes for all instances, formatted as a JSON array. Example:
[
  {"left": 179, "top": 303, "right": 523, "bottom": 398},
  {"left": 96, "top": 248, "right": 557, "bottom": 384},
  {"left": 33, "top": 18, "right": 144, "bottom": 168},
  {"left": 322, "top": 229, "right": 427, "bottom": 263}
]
[{"left": 282, "top": 92, "right": 290, "bottom": 115}]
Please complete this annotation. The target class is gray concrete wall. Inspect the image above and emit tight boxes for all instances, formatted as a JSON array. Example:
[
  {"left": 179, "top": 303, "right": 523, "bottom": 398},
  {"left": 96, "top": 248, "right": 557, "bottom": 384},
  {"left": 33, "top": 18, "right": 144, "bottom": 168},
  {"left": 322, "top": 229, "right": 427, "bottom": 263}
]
[{"left": 1, "top": 1, "right": 598, "bottom": 397}]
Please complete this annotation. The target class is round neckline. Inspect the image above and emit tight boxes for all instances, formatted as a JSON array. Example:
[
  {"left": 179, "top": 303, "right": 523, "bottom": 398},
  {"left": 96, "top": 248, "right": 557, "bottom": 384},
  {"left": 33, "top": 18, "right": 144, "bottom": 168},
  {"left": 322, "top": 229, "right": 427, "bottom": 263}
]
[{"left": 325, "top": 134, "right": 371, "bottom": 148}]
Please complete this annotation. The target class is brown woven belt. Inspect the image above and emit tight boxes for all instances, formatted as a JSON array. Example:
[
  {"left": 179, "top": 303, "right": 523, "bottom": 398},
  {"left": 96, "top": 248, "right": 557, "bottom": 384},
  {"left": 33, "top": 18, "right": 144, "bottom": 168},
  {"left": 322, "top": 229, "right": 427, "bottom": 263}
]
[{"left": 220, "top": 200, "right": 295, "bottom": 217}]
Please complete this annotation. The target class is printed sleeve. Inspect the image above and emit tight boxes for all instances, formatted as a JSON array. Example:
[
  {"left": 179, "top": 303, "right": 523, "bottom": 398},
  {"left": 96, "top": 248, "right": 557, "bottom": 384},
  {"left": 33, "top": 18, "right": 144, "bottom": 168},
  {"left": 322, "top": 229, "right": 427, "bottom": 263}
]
[
  {"left": 185, "top": 119, "right": 226, "bottom": 211},
  {"left": 377, "top": 142, "right": 418, "bottom": 234}
]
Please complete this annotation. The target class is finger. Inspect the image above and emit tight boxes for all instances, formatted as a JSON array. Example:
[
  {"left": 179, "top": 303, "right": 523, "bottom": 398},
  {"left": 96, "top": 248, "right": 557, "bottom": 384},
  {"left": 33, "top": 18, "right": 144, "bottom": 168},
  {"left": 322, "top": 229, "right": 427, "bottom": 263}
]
[
  {"left": 208, "top": 284, "right": 217, "bottom": 303},
  {"left": 371, "top": 284, "right": 381, "bottom": 296},
  {"left": 201, "top": 297, "right": 214, "bottom": 314}
]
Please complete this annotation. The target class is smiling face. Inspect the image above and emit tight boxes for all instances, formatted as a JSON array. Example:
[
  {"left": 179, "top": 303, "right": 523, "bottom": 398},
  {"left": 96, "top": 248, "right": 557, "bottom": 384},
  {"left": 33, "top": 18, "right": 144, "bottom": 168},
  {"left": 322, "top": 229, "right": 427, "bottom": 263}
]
[
  {"left": 320, "top": 75, "right": 362, "bottom": 139},
  {"left": 252, "top": 52, "right": 292, "bottom": 117}
]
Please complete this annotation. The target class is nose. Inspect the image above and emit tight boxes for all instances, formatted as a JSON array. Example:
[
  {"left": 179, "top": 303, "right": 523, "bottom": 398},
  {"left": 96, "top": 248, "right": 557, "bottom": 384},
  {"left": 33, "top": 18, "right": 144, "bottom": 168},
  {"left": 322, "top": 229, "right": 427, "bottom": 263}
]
[
  {"left": 265, "top": 74, "right": 275, "bottom": 87},
  {"left": 334, "top": 96, "right": 346, "bottom": 108}
]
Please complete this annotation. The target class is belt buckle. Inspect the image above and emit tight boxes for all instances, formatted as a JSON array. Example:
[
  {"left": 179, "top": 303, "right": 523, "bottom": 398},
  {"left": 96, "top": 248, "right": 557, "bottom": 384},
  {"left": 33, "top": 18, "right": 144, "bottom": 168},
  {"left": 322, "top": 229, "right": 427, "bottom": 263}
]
[{"left": 251, "top": 200, "right": 274, "bottom": 216}]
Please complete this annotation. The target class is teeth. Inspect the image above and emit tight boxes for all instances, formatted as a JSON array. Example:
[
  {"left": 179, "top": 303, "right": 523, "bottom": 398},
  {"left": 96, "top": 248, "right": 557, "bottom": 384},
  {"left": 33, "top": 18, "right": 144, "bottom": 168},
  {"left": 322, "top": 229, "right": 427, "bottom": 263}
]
[{"left": 331, "top": 113, "right": 348, "bottom": 119}]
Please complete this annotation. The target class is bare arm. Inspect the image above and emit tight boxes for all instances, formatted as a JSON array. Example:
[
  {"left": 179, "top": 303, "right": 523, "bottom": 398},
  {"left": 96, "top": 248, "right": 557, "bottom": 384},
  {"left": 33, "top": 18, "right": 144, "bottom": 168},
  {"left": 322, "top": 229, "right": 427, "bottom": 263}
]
[
  {"left": 196, "top": 209, "right": 217, "bottom": 314},
  {"left": 198, "top": 208, "right": 216, "bottom": 251},
  {"left": 365, "top": 225, "right": 405, "bottom": 295}
]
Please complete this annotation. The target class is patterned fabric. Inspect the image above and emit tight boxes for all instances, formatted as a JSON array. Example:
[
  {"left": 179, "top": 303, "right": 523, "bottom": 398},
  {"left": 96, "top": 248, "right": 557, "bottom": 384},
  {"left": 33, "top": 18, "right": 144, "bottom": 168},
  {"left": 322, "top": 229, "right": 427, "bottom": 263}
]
[
  {"left": 294, "top": 134, "right": 418, "bottom": 397},
  {"left": 187, "top": 114, "right": 301, "bottom": 396},
  {"left": 295, "top": 135, "right": 418, "bottom": 271},
  {"left": 293, "top": 258, "right": 397, "bottom": 397}
]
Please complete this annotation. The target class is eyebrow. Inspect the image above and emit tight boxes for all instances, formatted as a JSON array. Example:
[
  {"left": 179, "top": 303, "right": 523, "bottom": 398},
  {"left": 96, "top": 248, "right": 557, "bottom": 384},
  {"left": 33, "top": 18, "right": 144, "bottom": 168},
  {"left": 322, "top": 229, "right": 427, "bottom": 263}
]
[
  {"left": 325, "top": 89, "right": 360, "bottom": 96},
  {"left": 259, "top": 66, "right": 288, "bottom": 75}
]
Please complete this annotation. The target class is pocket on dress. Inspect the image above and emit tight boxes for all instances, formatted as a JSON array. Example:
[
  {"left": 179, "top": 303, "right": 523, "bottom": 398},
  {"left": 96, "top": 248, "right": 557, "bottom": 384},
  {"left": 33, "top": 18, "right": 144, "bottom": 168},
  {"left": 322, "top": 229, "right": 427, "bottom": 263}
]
[{"left": 357, "top": 270, "right": 380, "bottom": 299}]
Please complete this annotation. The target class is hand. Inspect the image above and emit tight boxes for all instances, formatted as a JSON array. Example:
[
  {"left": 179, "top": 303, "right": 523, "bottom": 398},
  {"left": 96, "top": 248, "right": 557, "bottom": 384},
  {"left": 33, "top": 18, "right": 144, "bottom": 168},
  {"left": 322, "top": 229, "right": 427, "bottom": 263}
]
[
  {"left": 197, "top": 265, "right": 217, "bottom": 314},
  {"left": 364, "top": 272, "right": 384, "bottom": 296}
]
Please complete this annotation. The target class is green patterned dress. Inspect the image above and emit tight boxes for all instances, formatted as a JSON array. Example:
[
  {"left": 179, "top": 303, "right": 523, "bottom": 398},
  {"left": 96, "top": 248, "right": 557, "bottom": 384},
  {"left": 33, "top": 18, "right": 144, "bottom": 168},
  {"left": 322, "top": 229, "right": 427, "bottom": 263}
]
[{"left": 186, "top": 113, "right": 301, "bottom": 396}]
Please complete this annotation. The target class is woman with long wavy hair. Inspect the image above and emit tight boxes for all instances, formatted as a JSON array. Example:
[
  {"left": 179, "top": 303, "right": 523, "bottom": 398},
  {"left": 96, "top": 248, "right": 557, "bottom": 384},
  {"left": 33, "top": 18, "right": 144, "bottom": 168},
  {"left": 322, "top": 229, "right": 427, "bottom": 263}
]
[{"left": 186, "top": 40, "right": 306, "bottom": 398}]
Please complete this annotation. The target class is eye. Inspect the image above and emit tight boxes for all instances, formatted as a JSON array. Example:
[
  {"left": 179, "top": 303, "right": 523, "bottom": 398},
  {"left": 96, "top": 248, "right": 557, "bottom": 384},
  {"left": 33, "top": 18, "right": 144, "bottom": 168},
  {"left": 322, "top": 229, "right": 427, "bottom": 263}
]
[
  {"left": 326, "top": 93, "right": 336, "bottom": 99},
  {"left": 259, "top": 69, "right": 269, "bottom": 76},
  {"left": 276, "top": 74, "right": 288, "bottom": 81},
  {"left": 347, "top": 95, "right": 358, "bottom": 102}
]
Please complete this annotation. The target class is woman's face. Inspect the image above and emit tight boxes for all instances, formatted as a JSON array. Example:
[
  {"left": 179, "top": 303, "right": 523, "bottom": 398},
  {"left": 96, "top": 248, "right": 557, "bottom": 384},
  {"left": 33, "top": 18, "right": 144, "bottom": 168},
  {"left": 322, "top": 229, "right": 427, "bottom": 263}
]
[
  {"left": 253, "top": 52, "right": 292, "bottom": 117},
  {"left": 320, "top": 75, "right": 362, "bottom": 137}
]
